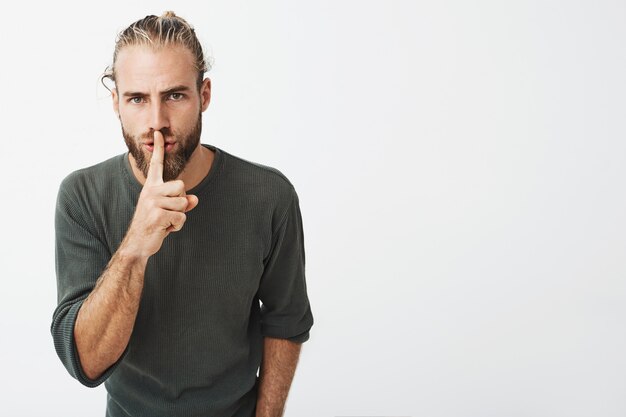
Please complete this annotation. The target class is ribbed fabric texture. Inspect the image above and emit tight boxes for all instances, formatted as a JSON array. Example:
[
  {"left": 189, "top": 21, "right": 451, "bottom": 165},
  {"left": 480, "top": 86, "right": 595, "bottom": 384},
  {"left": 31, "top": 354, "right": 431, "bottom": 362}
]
[{"left": 51, "top": 144, "right": 314, "bottom": 417}]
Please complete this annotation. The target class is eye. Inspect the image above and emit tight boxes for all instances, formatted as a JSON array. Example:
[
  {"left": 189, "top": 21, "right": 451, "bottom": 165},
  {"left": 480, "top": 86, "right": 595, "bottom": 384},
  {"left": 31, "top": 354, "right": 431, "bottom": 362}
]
[
  {"left": 129, "top": 97, "right": 144, "bottom": 104},
  {"left": 169, "top": 92, "right": 184, "bottom": 101}
]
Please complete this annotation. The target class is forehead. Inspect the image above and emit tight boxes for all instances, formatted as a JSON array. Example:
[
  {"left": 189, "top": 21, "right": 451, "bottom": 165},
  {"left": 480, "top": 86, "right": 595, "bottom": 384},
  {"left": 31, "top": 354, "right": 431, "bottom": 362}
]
[{"left": 115, "top": 44, "right": 196, "bottom": 92}]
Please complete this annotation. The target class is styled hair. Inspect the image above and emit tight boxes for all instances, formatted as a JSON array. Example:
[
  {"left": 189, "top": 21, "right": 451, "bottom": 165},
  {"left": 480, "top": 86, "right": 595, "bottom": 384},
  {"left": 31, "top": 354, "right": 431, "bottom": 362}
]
[{"left": 101, "top": 11, "right": 212, "bottom": 93}]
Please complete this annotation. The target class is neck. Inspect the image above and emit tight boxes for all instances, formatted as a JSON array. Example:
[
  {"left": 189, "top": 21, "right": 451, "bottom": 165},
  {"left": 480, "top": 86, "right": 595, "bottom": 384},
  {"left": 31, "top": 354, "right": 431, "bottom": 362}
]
[{"left": 129, "top": 143, "right": 215, "bottom": 191}]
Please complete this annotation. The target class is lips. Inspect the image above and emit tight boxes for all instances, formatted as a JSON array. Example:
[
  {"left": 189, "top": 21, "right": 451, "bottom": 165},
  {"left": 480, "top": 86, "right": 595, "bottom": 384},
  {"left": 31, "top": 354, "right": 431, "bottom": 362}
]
[{"left": 144, "top": 141, "right": 177, "bottom": 152}]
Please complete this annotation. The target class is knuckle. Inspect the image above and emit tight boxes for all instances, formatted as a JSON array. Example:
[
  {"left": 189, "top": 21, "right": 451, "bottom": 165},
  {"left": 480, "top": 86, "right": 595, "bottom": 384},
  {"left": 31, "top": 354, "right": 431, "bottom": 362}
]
[
  {"left": 173, "top": 180, "right": 185, "bottom": 193},
  {"left": 169, "top": 212, "right": 186, "bottom": 232}
]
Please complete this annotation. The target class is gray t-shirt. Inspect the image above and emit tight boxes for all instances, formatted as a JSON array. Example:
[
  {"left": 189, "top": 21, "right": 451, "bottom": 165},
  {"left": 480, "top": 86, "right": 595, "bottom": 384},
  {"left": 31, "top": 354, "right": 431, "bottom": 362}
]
[{"left": 51, "top": 144, "right": 314, "bottom": 417}]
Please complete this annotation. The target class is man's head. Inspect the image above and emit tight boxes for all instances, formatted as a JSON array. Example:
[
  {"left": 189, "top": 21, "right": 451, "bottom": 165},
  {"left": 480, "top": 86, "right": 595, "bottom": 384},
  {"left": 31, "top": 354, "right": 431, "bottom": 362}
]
[{"left": 103, "top": 11, "right": 212, "bottom": 181}]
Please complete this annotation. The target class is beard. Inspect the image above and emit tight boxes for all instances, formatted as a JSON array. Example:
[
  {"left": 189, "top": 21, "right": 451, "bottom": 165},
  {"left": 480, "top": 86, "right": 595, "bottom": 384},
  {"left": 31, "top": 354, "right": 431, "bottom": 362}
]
[{"left": 122, "top": 112, "right": 202, "bottom": 182}]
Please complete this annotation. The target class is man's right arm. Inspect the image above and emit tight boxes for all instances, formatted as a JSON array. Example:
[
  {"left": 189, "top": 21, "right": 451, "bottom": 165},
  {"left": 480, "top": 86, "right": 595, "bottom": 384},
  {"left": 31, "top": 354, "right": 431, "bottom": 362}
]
[
  {"left": 52, "top": 131, "right": 198, "bottom": 385},
  {"left": 73, "top": 239, "right": 148, "bottom": 380}
]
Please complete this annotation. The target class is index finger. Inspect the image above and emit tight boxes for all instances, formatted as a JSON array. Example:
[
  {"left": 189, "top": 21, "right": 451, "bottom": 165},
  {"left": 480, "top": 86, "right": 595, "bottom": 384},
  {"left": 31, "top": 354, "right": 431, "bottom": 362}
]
[{"left": 147, "top": 130, "right": 164, "bottom": 184}]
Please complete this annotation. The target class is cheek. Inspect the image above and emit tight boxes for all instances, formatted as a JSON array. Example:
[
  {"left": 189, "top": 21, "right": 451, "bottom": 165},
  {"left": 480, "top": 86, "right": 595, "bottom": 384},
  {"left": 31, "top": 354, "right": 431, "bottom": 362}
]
[
  {"left": 169, "top": 113, "right": 197, "bottom": 136},
  {"left": 119, "top": 110, "right": 145, "bottom": 134}
]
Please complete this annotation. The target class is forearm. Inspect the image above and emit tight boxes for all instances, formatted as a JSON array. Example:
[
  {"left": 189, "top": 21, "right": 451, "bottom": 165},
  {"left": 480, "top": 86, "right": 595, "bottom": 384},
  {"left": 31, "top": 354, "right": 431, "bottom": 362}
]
[
  {"left": 256, "top": 337, "right": 302, "bottom": 417},
  {"left": 74, "top": 241, "right": 148, "bottom": 380}
]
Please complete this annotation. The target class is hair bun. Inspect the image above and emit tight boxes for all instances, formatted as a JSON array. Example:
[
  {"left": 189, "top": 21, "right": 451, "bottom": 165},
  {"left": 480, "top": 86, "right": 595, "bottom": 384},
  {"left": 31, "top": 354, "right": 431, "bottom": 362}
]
[{"left": 162, "top": 10, "right": 177, "bottom": 18}]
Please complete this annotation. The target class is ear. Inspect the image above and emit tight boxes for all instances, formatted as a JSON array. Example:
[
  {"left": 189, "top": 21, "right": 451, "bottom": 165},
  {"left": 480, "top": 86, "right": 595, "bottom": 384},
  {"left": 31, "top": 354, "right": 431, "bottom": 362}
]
[
  {"left": 111, "top": 87, "right": 120, "bottom": 118},
  {"left": 200, "top": 78, "right": 211, "bottom": 112}
]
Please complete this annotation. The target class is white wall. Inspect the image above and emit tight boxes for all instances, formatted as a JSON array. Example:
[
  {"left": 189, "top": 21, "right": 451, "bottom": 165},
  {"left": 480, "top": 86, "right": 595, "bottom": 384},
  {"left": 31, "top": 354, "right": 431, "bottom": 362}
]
[{"left": 1, "top": 0, "right": 625, "bottom": 416}]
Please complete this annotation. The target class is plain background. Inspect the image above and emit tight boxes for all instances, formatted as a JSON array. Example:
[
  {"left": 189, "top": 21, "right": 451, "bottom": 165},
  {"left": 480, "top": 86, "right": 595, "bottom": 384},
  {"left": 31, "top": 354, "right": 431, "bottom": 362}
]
[{"left": 1, "top": 0, "right": 625, "bottom": 416}]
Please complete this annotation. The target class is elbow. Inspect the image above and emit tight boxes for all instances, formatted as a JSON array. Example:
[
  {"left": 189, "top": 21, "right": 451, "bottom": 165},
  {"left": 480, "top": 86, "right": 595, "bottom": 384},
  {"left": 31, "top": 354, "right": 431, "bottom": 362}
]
[{"left": 50, "top": 299, "right": 108, "bottom": 387}]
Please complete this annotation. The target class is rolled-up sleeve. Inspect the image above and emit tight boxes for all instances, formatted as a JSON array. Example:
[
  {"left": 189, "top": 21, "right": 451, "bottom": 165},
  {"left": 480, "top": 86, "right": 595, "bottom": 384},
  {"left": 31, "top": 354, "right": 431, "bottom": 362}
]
[
  {"left": 258, "top": 188, "right": 314, "bottom": 343},
  {"left": 51, "top": 178, "right": 128, "bottom": 387}
]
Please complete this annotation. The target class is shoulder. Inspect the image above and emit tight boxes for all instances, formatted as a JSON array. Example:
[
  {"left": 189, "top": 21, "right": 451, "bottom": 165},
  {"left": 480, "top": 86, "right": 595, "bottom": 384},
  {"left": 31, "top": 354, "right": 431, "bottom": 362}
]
[
  {"left": 219, "top": 148, "right": 298, "bottom": 203},
  {"left": 58, "top": 153, "right": 125, "bottom": 201},
  {"left": 217, "top": 147, "right": 301, "bottom": 232}
]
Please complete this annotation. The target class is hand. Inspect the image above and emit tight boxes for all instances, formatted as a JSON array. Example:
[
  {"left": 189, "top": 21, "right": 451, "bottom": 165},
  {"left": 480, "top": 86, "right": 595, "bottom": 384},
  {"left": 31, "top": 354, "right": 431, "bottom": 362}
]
[{"left": 123, "top": 130, "right": 199, "bottom": 258}]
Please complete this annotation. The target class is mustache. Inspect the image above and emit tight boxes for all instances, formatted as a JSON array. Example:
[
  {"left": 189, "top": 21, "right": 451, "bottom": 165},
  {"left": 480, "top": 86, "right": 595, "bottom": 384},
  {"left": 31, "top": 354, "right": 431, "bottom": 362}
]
[{"left": 139, "top": 128, "right": 175, "bottom": 143}]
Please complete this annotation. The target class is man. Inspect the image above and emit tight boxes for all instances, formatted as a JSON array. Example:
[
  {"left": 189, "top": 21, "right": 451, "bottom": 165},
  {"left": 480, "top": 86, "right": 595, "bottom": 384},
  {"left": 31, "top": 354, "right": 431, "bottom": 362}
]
[{"left": 51, "top": 11, "right": 313, "bottom": 417}]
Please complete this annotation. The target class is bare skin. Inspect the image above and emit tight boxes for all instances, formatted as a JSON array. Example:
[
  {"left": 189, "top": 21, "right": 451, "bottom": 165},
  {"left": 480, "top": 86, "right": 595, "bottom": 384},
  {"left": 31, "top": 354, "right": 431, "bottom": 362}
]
[
  {"left": 256, "top": 337, "right": 303, "bottom": 417},
  {"left": 74, "top": 131, "right": 198, "bottom": 379}
]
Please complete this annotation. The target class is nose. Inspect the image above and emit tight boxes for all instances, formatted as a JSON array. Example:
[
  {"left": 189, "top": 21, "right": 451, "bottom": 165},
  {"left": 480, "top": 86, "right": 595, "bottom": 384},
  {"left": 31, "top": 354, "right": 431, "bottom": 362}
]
[{"left": 149, "top": 101, "right": 169, "bottom": 133}]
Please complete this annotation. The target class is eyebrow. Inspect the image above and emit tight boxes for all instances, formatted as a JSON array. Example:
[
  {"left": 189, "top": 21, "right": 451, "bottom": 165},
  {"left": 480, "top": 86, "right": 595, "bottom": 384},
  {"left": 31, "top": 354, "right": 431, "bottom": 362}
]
[{"left": 122, "top": 85, "right": 191, "bottom": 97}]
